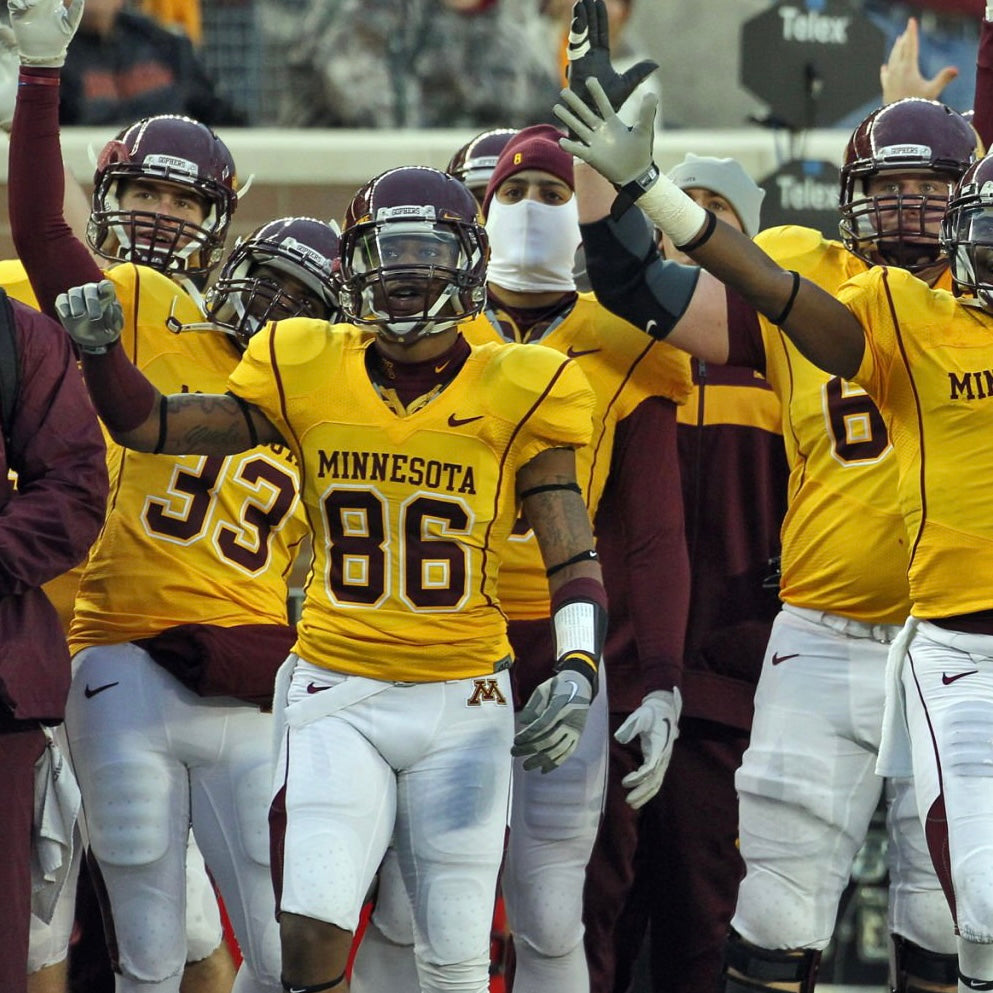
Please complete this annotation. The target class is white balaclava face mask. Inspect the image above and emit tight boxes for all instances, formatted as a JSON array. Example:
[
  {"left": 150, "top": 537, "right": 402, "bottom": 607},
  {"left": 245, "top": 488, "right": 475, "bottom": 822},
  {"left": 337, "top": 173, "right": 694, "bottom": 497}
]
[{"left": 485, "top": 196, "right": 580, "bottom": 293}]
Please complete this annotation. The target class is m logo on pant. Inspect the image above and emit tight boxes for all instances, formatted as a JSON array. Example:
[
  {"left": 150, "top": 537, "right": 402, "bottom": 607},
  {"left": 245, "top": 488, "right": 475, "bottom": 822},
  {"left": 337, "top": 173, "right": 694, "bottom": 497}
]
[{"left": 467, "top": 678, "right": 508, "bottom": 706}]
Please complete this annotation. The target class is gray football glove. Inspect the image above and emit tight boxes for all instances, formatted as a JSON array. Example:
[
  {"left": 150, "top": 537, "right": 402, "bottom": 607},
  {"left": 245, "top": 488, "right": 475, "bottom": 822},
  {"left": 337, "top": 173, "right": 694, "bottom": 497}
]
[
  {"left": 55, "top": 280, "right": 124, "bottom": 354},
  {"left": 8, "top": 0, "right": 83, "bottom": 67},
  {"left": 613, "top": 688, "right": 681, "bottom": 809},
  {"left": 556, "top": 76, "right": 659, "bottom": 191},
  {"left": 567, "top": 0, "right": 658, "bottom": 114},
  {"left": 512, "top": 667, "right": 595, "bottom": 774}
]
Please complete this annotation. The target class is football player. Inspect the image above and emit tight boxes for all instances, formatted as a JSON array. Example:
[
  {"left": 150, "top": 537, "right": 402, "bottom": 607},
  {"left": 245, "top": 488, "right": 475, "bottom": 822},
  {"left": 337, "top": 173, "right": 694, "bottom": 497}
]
[
  {"left": 560, "top": 62, "right": 993, "bottom": 993},
  {"left": 351, "top": 125, "right": 692, "bottom": 993},
  {"left": 549, "top": 3, "right": 986, "bottom": 993},
  {"left": 6, "top": 0, "right": 334, "bottom": 989},
  {"left": 54, "top": 163, "right": 606, "bottom": 993}
]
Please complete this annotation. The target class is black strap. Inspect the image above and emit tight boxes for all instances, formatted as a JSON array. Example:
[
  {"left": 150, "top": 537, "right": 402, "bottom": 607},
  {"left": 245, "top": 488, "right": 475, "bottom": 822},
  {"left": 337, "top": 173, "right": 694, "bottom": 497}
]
[{"left": 0, "top": 288, "right": 19, "bottom": 451}]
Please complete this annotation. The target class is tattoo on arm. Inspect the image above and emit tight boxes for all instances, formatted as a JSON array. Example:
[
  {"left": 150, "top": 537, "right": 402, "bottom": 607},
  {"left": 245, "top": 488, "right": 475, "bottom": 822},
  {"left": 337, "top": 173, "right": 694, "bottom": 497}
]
[{"left": 159, "top": 393, "right": 281, "bottom": 455}]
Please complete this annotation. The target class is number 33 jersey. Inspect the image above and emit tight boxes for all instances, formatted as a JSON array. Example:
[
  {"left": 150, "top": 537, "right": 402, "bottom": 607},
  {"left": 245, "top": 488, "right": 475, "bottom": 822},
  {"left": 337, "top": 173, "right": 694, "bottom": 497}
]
[
  {"left": 69, "top": 264, "right": 308, "bottom": 655},
  {"left": 228, "top": 321, "right": 595, "bottom": 682}
]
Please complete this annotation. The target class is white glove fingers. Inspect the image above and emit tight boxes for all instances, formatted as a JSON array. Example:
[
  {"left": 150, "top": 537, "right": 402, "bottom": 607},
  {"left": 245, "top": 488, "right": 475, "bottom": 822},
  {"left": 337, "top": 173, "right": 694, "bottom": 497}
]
[
  {"left": 584, "top": 76, "right": 615, "bottom": 118},
  {"left": 556, "top": 87, "right": 601, "bottom": 131},
  {"left": 635, "top": 92, "right": 659, "bottom": 135},
  {"left": 63, "top": 0, "right": 83, "bottom": 35}
]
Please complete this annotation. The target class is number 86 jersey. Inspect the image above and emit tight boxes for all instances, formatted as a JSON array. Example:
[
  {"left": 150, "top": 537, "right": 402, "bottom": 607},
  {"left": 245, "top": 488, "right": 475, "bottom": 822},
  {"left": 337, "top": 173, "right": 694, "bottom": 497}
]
[
  {"left": 69, "top": 264, "right": 308, "bottom": 656},
  {"left": 228, "top": 321, "right": 595, "bottom": 683}
]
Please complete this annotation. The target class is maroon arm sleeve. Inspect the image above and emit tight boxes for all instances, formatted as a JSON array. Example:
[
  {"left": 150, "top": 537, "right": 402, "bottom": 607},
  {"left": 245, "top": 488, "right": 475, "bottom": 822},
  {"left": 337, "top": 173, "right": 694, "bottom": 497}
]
[
  {"left": 0, "top": 302, "right": 107, "bottom": 594},
  {"left": 9, "top": 68, "right": 104, "bottom": 319},
  {"left": 594, "top": 396, "right": 689, "bottom": 712},
  {"left": 974, "top": 17, "right": 993, "bottom": 152}
]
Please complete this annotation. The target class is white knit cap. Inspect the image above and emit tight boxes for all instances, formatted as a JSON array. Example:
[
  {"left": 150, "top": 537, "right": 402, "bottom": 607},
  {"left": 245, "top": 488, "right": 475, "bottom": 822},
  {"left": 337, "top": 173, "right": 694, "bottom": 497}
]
[{"left": 666, "top": 153, "right": 765, "bottom": 238}]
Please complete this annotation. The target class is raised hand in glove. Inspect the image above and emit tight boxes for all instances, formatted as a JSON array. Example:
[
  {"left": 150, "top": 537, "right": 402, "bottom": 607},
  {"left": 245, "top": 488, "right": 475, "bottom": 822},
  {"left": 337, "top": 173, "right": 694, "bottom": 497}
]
[
  {"left": 556, "top": 76, "right": 659, "bottom": 190},
  {"left": 613, "top": 688, "right": 681, "bottom": 809},
  {"left": 55, "top": 280, "right": 124, "bottom": 355},
  {"left": 8, "top": 0, "right": 83, "bottom": 68},
  {"left": 567, "top": 0, "right": 658, "bottom": 113},
  {"left": 512, "top": 666, "right": 595, "bottom": 774}
]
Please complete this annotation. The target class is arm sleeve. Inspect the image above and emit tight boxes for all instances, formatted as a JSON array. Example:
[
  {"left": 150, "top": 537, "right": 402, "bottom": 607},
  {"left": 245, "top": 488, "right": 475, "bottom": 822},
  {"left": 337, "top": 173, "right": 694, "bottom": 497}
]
[
  {"left": 974, "top": 16, "right": 993, "bottom": 152},
  {"left": 580, "top": 210, "right": 701, "bottom": 339},
  {"left": 596, "top": 396, "right": 688, "bottom": 706},
  {"left": 0, "top": 302, "right": 107, "bottom": 594},
  {"left": 9, "top": 67, "right": 105, "bottom": 318}
]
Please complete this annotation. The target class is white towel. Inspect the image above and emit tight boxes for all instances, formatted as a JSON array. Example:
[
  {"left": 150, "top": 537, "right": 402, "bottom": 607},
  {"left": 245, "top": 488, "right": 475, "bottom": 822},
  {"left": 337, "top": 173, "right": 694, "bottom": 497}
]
[
  {"left": 876, "top": 617, "right": 919, "bottom": 778},
  {"left": 31, "top": 727, "right": 81, "bottom": 924}
]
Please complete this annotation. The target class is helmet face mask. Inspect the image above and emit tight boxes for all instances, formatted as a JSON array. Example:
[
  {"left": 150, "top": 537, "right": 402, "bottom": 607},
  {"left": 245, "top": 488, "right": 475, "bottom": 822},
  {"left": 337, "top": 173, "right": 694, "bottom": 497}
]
[
  {"left": 941, "top": 159, "right": 993, "bottom": 311},
  {"left": 88, "top": 116, "right": 239, "bottom": 278},
  {"left": 205, "top": 216, "right": 342, "bottom": 347},
  {"left": 338, "top": 167, "right": 489, "bottom": 344},
  {"left": 838, "top": 99, "right": 977, "bottom": 274}
]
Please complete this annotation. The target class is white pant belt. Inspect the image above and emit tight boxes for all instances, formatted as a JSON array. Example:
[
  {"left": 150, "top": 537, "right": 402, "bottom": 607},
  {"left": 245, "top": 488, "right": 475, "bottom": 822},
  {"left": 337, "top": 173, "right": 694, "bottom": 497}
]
[{"left": 785, "top": 604, "right": 903, "bottom": 645}]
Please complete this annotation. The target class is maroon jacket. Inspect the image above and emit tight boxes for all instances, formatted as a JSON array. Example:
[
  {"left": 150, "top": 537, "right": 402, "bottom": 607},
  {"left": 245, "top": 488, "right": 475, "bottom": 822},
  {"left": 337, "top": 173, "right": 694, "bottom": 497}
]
[{"left": 0, "top": 302, "right": 108, "bottom": 722}]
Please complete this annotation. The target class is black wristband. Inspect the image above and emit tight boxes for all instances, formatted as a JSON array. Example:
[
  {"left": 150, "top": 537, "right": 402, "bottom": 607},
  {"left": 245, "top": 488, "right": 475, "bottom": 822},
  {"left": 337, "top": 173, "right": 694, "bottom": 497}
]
[
  {"left": 617, "top": 162, "right": 661, "bottom": 204},
  {"left": 770, "top": 270, "right": 801, "bottom": 326}
]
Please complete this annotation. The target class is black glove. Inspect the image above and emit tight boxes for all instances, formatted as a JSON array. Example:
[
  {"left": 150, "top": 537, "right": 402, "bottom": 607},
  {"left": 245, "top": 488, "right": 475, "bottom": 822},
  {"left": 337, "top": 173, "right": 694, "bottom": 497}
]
[{"left": 566, "top": 0, "right": 658, "bottom": 114}]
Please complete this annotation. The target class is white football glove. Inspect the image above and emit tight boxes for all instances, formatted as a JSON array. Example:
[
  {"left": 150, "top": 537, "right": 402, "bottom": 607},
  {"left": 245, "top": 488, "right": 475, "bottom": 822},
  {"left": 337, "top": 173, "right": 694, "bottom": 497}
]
[
  {"left": 0, "top": 26, "right": 19, "bottom": 131},
  {"left": 512, "top": 668, "right": 595, "bottom": 774},
  {"left": 555, "top": 76, "right": 658, "bottom": 190},
  {"left": 613, "top": 688, "right": 681, "bottom": 809},
  {"left": 8, "top": 0, "right": 83, "bottom": 67},
  {"left": 55, "top": 279, "right": 124, "bottom": 354}
]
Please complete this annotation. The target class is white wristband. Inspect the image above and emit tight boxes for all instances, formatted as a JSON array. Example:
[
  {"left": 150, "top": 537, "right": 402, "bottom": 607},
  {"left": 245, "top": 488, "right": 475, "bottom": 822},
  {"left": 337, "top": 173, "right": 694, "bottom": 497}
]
[
  {"left": 987, "top": 3, "right": 993, "bottom": 22},
  {"left": 636, "top": 173, "right": 709, "bottom": 249}
]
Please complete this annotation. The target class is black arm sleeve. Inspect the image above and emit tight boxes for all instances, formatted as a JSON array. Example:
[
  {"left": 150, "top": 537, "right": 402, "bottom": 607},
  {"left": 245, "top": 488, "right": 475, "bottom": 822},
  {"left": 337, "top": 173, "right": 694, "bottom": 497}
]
[{"left": 580, "top": 209, "right": 701, "bottom": 340}]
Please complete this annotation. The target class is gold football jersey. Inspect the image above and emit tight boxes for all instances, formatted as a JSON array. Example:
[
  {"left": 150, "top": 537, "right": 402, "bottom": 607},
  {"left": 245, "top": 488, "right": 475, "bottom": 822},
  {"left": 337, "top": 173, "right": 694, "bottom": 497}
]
[
  {"left": 463, "top": 293, "right": 692, "bottom": 619},
  {"left": 751, "top": 227, "right": 956, "bottom": 624},
  {"left": 842, "top": 266, "right": 993, "bottom": 619},
  {"left": 69, "top": 264, "right": 308, "bottom": 654},
  {"left": 228, "top": 322, "right": 595, "bottom": 681}
]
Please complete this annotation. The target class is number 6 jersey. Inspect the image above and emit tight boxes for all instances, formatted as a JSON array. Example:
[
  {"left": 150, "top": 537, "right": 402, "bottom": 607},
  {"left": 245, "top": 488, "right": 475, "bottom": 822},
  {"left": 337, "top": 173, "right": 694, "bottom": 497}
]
[
  {"left": 68, "top": 263, "right": 309, "bottom": 655},
  {"left": 727, "top": 225, "right": 957, "bottom": 626},
  {"left": 228, "top": 321, "right": 595, "bottom": 683}
]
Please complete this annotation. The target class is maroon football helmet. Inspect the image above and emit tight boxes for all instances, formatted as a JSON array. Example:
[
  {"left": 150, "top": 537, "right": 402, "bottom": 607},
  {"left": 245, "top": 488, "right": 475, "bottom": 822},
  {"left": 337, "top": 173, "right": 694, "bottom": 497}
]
[
  {"left": 941, "top": 155, "right": 993, "bottom": 310},
  {"left": 838, "top": 98, "right": 977, "bottom": 273},
  {"left": 446, "top": 128, "right": 518, "bottom": 203},
  {"left": 337, "top": 166, "right": 489, "bottom": 343},
  {"left": 204, "top": 217, "right": 342, "bottom": 346},
  {"left": 87, "top": 115, "right": 239, "bottom": 277}
]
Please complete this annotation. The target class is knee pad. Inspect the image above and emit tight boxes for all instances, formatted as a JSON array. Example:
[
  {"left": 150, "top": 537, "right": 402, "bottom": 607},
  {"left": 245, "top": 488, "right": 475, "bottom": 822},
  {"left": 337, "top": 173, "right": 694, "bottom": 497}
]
[
  {"left": 234, "top": 760, "right": 274, "bottom": 866},
  {"left": 86, "top": 760, "right": 172, "bottom": 865},
  {"left": 723, "top": 929, "right": 821, "bottom": 993},
  {"left": 891, "top": 935, "right": 958, "bottom": 993},
  {"left": 416, "top": 950, "right": 490, "bottom": 993}
]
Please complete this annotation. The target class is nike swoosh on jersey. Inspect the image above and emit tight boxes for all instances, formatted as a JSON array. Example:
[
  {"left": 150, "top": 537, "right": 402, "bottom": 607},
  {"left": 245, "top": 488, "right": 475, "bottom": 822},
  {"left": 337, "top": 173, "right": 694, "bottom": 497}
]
[
  {"left": 771, "top": 652, "right": 799, "bottom": 665},
  {"left": 306, "top": 682, "right": 330, "bottom": 694},
  {"left": 942, "top": 670, "right": 979, "bottom": 685},
  {"left": 434, "top": 360, "right": 450, "bottom": 374},
  {"left": 566, "top": 346, "right": 602, "bottom": 358},
  {"left": 84, "top": 681, "right": 120, "bottom": 698},
  {"left": 448, "top": 413, "right": 483, "bottom": 427}
]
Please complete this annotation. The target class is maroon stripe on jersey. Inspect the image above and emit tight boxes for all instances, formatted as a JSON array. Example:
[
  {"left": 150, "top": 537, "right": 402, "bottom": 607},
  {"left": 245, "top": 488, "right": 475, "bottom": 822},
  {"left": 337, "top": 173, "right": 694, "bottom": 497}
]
[
  {"left": 586, "top": 334, "right": 660, "bottom": 507},
  {"left": 478, "top": 356, "right": 575, "bottom": 607},
  {"left": 880, "top": 268, "right": 930, "bottom": 570}
]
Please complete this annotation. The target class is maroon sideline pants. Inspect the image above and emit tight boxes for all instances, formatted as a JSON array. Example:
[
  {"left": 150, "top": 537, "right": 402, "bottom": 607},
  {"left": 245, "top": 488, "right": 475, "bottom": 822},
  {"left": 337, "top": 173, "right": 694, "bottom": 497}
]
[
  {"left": 584, "top": 716, "right": 748, "bottom": 993},
  {"left": 0, "top": 725, "right": 47, "bottom": 993}
]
